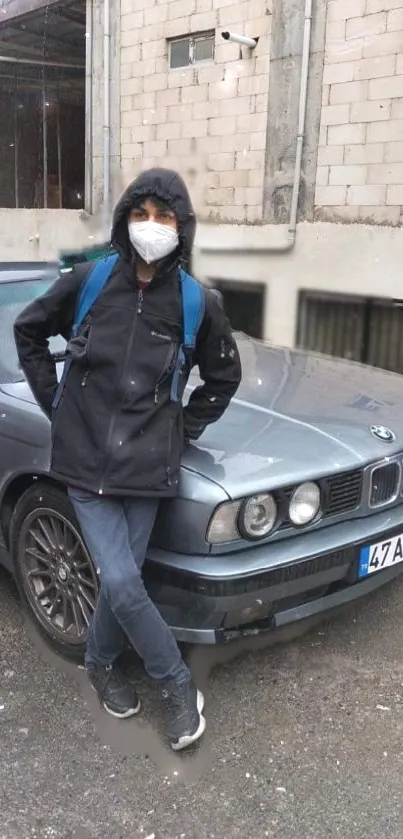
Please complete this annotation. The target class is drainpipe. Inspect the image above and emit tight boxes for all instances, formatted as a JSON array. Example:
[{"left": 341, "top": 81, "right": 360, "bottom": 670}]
[
  {"left": 285, "top": 0, "right": 313, "bottom": 249},
  {"left": 201, "top": 0, "right": 313, "bottom": 254},
  {"left": 102, "top": 0, "right": 111, "bottom": 239}
]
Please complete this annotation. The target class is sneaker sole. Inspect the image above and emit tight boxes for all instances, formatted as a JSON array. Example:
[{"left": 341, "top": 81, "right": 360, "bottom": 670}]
[
  {"left": 170, "top": 690, "right": 206, "bottom": 752},
  {"left": 90, "top": 683, "right": 141, "bottom": 719}
]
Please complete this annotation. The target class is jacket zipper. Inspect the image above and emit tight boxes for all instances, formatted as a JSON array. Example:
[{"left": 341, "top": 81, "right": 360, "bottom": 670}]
[
  {"left": 166, "top": 416, "right": 175, "bottom": 487},
  {"left": 98, "top": 287, "right": 143, "bottom": 494}
]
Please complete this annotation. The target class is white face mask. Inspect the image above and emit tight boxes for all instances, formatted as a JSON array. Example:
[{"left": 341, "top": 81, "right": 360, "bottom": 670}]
[{"left": 128, "top": 220, "right": 179, "bottom": 264}]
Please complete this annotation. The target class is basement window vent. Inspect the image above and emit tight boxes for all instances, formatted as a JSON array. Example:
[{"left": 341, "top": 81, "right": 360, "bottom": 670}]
[{"left": 169, "top": 32, "right": 215, "bottom": 69}]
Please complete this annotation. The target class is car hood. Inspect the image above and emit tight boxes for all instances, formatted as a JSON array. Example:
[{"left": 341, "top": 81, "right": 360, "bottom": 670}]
[
  {"left": 182, "top": 335, "right": 403, "bottom": 498},
  {"left": 3, "top": 336, "right": 403, "bottom": 500}
]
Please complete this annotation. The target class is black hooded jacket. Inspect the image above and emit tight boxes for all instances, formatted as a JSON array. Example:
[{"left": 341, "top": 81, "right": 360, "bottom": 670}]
[{"left": 14, "top": 168, "right": 242, "bottom": 497}]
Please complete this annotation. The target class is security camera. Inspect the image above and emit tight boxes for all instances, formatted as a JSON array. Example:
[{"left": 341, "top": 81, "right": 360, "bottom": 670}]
[{"left": 221, "top": 31, "right": 259, "bottom": 48}]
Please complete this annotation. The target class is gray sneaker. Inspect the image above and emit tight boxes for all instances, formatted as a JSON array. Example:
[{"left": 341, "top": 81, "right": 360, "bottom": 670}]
[
  {"left": 87, "top": 663, "right": 141, "bottom": 719},
  {"left": 161, "top": 677, "right": 205, "bottom": 751}
]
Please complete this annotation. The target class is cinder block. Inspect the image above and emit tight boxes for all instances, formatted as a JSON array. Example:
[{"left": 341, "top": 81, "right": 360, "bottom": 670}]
[
  {"left": 156, "top": 122, "right": 182, "bottom": 140},
  {"left": 384, "top": 141, "right": 403, "bottom": 161},
  {"left": 235, "top": 149, "right": 265, "bottom": 169},
  {"left": 182, "top": 119, "right": 209, "bottom": 137},
  {"left": 135, "top": 91, "right": 156, "bottom": 110},
  {"left": 122, "top": 10, "right": 144, "bottom": 29},
  {"left": 181, "top": 84, "right": 209, "bottom": 104},
  {"left": 234, "top": 186, "right": 262, "bottom": 205},
  {"left": 197, "top": 135, "right": 222, "bottom": 154},
  {"left": 354, "top": 55, "right": 396, "bottom": 79},
  {"left": 122, "top": 109, "right": 143, "bottom": 128},
  {"left": 321, "top": 104, "right": 351, "bottom": 125},
  {"left": 167, "top": 138, "right": 194, "bottom": 156},
  {"left": 317, "top": 145, "right": 344, "bottom": 165},
  {"left": 146, "top": 140, "right": 168, "bottom": 158},
  {"left": 220, "top": 169, "right": 249, "bottom": 187},
  {"left": 250, "top": 131, "right": 267, "bottom": 150},
  {"left": 238, "top": 75, "right": 270, "bottom": 96},
  {"left": 346, "top": 13, "right": 386, "bottom": 40},
  {"left": 387, "top": 7, "right": 403, "bottom": 29},
  {"left": 327, "top": 123, "right": 366, "bottom": 144},
  {"left": 367, "top": 119, "right": 403, "bottom": 141},
  {"left": 368, "top": 162, "right": 403, "bottom": 183},
  {"left": 143, "top": 73, "right": 168, "bottom": 92},
  {"left": 317, "top": 166, "right": 329, "bottom": 185},
  {"left": 329, "top": 80, "right": 368, "bottom": 104},
  {"left": 397, "top": 53, "right": 403, "bottom": 75},
  {"left": 221, "top": 134, "right": 252, "bottom": 152},
  {"left": 326, "top": 39, "right": 364, "bottom": 64},
  {"left": 208, "top": 152, "right": 236, "bottom": 171},
  {"left": 168, "top": 103, "right": 192, "bottom": 122},
  {"left": 315, "top": 185, "right": 347, "bottom": 205},
  {"left": 189, "top": 10, "right": 217, "bottom": 31},
  {"left": 248, "top": 169, "right": 264, "bottom": 187},
  {"left": 121, "top": 45, "right": 141, "bottom": 65},
  {"left": 218, "top": 1, "right": 249, "bottom": 26},
  {"left": 363, "top": 30, "right": 403, "bottom": 58},
  {"left": 156, "top": 87, "right": 181, "bottom": 107},
  {"left": 236, "top": 112, "right": 267, "bottom": 132},
  {"left": 350, "top": 99, "right": 391, "bottom": 121},
  {"left": 207, "top": 187, "right": 235, "bottom": 205},
  {"left": 145, "top": 5, "right": 168, "bottom": 24},
  {"left": 367, "top": 0, "right": 403, "bottom": 12},
  {"left": 121, "top": 95, "right": 134, "bottom": 112},
  {"left": 168, "top": 0, "right": 196, "bottom": 20},
  {"left": 391, "top": 99, "right": 403, "bottom": 119},
  {"left": 346, "top": 184, "right": 386, "bottom": 204},
  {"left": 327, "top": 0, "right": 365, "bottom": 22},
  {"left": 164, "top": 17, "right": 191, "bottom": 39},
  {"left": 209, "top": 116, "right": 237, "bottom": 135},
  {"left": 369, "top": 75, "right": 403, "bottom": 100},
  {"left": 121, "top": 142, "right": 143, "bottom": 159},
  {"left": 323, "top": 62, "right": 355, "bottom": 84},
  {"left": 344, "top": 142, "right": 384, "bottom": 163},
  {"left": 386, "top": 185, "right": 403, "bottom": 203},
  {"left": 142, "top": 107, "right": 168, "bottom": 125},
  {"left": 329, "top": 164, "right": 367, "bottom": 184},
  {"left": 120, "top": 76, "right": 142, "bottom": 96},
  {"left": 167, "top": 68, "right": 196, "bottom": 88}
]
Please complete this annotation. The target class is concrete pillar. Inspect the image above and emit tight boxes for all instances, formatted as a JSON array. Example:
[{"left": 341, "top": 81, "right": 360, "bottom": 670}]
[{"left": 263, "top": 0, "right": 326, "bottom": 224}]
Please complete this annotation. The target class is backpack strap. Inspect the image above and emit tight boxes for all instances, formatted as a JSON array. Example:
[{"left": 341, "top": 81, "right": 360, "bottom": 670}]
[
  {"left": 170, "top": 269, "right": 206, "bottom": 403},
  {"left": 52, "top": 254, "right": 118, "bottom": 410},
  {"left": 72, "top": 253, "right": 119, "bottom": 336}
]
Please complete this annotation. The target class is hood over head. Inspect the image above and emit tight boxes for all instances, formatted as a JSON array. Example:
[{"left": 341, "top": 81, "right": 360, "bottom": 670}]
[{"left": 111, "top": 168, "right": 196, "bottom": 272}]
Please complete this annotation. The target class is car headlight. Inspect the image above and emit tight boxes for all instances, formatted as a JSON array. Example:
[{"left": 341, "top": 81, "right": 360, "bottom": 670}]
[
  {"left": 239, "top": 493, "right": 277, "bottom": 540},
  {"left": 289, "top": 482, "right": 320, "bottom": 526}
]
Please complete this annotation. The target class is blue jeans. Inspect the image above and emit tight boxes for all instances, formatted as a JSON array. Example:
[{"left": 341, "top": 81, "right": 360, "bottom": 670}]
[{"left": 68, "top": 488, "right": 189, "bottom": 683}]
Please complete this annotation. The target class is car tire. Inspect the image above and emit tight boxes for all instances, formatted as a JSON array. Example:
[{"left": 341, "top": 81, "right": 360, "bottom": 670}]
[{"left": 10, "top": 482, "right": 99, "bottom": 659}]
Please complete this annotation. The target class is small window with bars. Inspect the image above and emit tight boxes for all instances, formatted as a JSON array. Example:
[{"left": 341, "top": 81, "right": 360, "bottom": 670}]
[{"left": 169, "top": 32, "right": 215, "bottom": 69}]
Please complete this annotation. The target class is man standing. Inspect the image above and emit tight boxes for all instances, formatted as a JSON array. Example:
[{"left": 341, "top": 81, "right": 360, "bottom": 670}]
[{"left": 14, "top": 168, "right": 242, "bottom": 751}]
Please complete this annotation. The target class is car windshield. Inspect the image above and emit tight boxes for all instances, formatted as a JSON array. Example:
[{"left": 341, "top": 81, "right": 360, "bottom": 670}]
[{"left": 0, "top": 279, "right": 66, "bottom": 384}]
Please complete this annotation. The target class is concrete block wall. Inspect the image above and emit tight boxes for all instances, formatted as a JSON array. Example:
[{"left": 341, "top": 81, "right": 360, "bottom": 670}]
[
  {"left": 119, "top": 0, "right": 271, "bottom": 222},
  {"left": 316, "top": 0, "right": 403, "bottom": 225}
]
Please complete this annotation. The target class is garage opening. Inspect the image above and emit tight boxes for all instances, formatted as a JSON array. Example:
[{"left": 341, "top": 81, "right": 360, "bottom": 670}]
[
  {"left": 0, "top": 0, "right": 86, "bottom": 209},
  {"left": 208, "top": 280, "right": 266, "bottom": 339}
]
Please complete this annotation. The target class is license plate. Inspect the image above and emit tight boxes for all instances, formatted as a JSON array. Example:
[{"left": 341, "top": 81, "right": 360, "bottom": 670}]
[{"left": 358, "top": 533, "right": 403, "bottom": 578}]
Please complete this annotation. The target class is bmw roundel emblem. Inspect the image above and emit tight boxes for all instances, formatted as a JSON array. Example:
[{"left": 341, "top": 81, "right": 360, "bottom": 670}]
[{"left": 370, "top": 425, "right": 396, "bottom": 443}]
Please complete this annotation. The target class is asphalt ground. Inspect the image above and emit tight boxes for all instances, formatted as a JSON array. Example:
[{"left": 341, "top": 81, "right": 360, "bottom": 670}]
[{"left": 1, "top": 564, "right": 403, "bottom": 839}]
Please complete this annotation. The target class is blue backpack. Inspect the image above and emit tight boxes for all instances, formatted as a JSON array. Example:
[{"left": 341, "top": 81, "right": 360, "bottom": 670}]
[{"left": 53, "top": 252, "right": 205, "bottom": 410}]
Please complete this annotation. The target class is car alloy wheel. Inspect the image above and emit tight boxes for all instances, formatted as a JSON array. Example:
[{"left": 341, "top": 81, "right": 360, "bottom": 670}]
[{"left": 17, "top": 504, "right": 98, "bottom": 648}]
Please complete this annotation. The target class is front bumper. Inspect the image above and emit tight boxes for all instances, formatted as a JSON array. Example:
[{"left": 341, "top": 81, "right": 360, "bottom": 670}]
[{"left": 144, "top": 505, "right": 403, "bottom": 644}]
